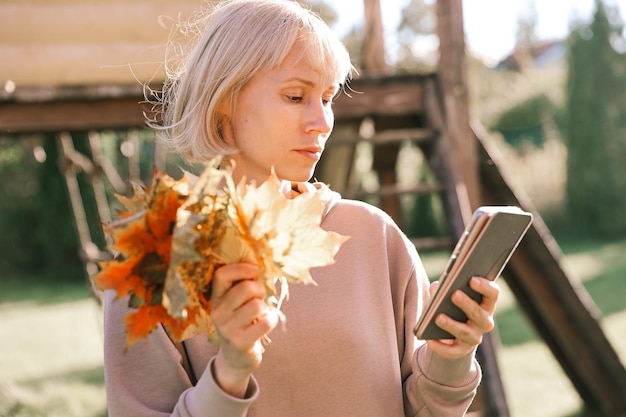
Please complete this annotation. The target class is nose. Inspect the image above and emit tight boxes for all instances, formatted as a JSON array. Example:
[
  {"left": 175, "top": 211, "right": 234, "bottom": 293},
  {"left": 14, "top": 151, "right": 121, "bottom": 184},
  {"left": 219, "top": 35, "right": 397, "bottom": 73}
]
[{"left": 305, "top": 99, "right": 333, "bottom": 135}]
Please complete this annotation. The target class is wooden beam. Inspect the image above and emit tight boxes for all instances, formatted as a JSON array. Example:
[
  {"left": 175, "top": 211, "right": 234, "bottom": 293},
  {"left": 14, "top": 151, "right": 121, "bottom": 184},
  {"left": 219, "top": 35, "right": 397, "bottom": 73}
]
[
  {"left": 0, "top": 96, "right": 150, "bottom": 134},
  {"left": 334, "top": 75, "right": 428, "bottom": 119},
  {"left": 0, "top": 75, "right": 430, "bottom": 134}
]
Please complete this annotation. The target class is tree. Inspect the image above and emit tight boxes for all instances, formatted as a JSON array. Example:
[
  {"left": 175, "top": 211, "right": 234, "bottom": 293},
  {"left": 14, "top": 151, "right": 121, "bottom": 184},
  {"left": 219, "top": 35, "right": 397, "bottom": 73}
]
[
  {"left": 297, "top": 0, "right": 337, "bottom": 26},
  {"left": 565, "top": 0, "right": 626, "bottom": 238},
  {"left": 396, "top": 0, "right": 437, "bottom": 72},
  {"left": 36, "top": 134, "right": 85, "bottom": 279}
]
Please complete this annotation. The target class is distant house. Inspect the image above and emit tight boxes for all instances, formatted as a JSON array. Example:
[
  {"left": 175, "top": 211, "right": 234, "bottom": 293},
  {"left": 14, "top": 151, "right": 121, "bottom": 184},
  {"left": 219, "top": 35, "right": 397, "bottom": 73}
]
[{"left": 495, "top": 40, "right": 567, "bottom": 71}]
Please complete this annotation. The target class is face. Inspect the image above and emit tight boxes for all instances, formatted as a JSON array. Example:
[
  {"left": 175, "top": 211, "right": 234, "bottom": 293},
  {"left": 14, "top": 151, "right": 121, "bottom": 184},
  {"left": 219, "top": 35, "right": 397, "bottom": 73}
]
[{"left": 221, "top": 41, "right": 340, "bottom": 185}]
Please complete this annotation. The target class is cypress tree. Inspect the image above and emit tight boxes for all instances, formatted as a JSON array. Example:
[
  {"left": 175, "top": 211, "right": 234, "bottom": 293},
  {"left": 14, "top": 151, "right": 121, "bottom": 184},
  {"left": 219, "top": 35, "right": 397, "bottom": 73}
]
[{"left": 565, "top": 0, "right": 626, "bottom": 238}]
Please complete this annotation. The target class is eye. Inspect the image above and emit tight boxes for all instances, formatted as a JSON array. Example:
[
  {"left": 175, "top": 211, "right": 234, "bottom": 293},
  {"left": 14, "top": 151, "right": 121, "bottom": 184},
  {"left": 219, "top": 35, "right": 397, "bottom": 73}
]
[
  {"left": 322, "top": 94, "right": 336, "bottom": 106},
  {"left": 286, "top": 95, "right": 303, "bottom": 103},
  {"left": 323, "top": 90, "right": 340, "bottom": 106}
]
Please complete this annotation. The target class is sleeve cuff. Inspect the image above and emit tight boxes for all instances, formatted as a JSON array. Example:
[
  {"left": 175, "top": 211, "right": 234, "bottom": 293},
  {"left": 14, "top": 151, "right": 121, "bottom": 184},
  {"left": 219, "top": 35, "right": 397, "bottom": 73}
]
[
  {"left": 183, "top": 357, "right": 258, "bottom": 416},
  {"left": 416, "top": 344, "right": 480, "bottom": 387}
]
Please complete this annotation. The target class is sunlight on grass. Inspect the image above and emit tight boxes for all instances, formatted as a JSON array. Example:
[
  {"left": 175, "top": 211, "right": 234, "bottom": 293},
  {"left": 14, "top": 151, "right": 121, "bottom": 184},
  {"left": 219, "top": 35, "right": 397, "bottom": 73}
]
[
  {"left": 0, "top": 297, "right": 106, "bottom": 417},
  {"left": 0, "top": 299, "right": 103, "bottom": 380},
  {"left": 422, "top": 238, "right": 626, "bottom": 417},
  {"left": 561, "top": 239, "right": 626, "bottom": 281},
  {"left": 1, "top": 235, "right": 624, "bottom": 417},
  {"left": 499, "top": 309, "right": 626, "bottom": 417},
  {"left": 499, "top": 341, "right": 583, "bottom": 417},
  {"left": 603, "top": 310, "right": 626, "bottom": 368},
  {"left": 1, "top": 378, "right": 106, "bottom": 417}
]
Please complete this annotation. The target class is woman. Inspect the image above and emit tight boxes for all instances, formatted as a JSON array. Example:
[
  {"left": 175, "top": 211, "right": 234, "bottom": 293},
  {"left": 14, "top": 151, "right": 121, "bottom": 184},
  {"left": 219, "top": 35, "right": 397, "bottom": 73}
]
[{"left": 103, "top": 0, "right": 500, "bottom": 415}]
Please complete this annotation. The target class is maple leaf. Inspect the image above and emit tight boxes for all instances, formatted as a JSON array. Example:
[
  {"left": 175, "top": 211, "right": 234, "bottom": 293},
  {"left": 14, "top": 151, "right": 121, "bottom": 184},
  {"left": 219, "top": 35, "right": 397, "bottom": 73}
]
[
  {"left": 94, "top": 170, "right": 190, "bottom": 348},
  {"left": 224, "top": 171, "right": 349, "bottom": 311},
  {"left": 96, "top": 156, "right": 349, "bottom": 347},
  {"left": 271, "top": 189, "right": 348, "bottom": 283}
]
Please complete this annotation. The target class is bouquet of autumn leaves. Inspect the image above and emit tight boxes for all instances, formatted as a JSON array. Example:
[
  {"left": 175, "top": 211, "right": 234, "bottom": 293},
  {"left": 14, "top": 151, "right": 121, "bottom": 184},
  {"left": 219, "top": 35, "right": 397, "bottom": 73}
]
[{"left": 94, "top": 157, "right": 348, "bottom": 348}]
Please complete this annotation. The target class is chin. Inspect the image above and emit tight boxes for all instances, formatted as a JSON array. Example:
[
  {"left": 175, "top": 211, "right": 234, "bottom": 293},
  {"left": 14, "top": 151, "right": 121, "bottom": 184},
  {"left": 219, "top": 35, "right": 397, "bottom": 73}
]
[{"left": 276, "top": 166, "right": 316, "bottom": 183}]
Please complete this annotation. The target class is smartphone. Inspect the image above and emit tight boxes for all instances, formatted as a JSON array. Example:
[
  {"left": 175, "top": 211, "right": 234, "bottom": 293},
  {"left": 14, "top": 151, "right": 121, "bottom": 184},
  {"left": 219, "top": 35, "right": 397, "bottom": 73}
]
[{"left": 414, "top": 206, "right": 533, "bottom": 340}]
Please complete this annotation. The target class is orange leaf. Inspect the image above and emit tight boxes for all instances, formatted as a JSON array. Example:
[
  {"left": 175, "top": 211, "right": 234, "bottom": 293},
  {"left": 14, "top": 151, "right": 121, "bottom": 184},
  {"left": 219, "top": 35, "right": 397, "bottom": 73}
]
[
  {"left": 108, "top": 221, "right": 156, "bottom": 257},
  {"left": 95, "top": 256, "right": 145, "bottom": 298},
  {"left": 124, "top": 305, "right": 166, "bottom": 348}
]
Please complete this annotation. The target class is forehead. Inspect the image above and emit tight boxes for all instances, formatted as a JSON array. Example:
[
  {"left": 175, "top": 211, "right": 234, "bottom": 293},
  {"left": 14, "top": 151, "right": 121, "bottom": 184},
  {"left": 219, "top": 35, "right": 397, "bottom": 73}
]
[{"left": 273, "top": 39, "right": 341, "bottom": 88}]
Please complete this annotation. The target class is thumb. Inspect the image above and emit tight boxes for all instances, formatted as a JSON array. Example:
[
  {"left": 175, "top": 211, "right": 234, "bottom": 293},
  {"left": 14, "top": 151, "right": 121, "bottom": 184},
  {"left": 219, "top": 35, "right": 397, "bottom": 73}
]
[{"left": 429, "top": 280, "right": 440, "bottom": 297}]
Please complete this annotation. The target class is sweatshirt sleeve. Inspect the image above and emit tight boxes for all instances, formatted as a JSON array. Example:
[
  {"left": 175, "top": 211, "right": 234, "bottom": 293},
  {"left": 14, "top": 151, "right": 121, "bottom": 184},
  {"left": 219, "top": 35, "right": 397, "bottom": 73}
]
[
  {"left": 398, "top": 244, "right": 481, "bottom": 417},
  {"left": 103, "top": 291, "right": 258, "bottom": 417}
]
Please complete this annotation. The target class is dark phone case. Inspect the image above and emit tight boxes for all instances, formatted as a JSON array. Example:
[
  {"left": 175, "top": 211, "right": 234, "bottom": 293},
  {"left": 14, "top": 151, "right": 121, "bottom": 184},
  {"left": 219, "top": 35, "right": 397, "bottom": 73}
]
[{"left": 414, "top": 206, "right": 533, "bottom": 340}]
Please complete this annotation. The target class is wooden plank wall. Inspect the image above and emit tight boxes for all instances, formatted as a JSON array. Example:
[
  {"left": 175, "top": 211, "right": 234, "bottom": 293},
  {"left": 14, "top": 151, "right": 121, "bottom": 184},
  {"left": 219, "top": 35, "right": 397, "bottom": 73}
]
[{"left": 0, "top": 0, "right": 205, "bottom": 87}]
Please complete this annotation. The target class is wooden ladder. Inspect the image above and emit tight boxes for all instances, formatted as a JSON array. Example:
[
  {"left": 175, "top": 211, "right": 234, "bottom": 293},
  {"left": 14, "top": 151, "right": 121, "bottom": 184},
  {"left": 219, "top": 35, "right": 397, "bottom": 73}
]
[{"left": 321, "top": 72, "right": 626, "bottom": 416}]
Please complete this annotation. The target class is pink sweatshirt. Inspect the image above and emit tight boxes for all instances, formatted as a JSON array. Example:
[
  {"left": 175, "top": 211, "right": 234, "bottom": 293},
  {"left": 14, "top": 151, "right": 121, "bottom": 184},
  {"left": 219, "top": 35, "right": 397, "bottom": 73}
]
[{"left": 103, "top": 187, "right": 481, "bottom": 416}]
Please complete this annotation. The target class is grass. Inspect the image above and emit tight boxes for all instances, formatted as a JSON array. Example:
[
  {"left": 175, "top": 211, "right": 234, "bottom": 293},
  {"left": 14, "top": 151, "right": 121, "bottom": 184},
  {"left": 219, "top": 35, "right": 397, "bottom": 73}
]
[
  {"left": 0, "top": 275, "right": 106, "bottom": 417},
  {"left": 421, "top": 238, "right": 626, "bottom": 417},
  {"left": 1, "top": 238, "right": 624, "bottom": 417}
]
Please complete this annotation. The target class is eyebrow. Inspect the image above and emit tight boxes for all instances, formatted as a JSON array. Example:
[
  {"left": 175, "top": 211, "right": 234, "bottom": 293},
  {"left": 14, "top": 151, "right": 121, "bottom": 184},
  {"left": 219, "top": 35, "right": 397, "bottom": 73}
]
[{"left": 282, "top": 77, "right": 339, "bottom": 92}]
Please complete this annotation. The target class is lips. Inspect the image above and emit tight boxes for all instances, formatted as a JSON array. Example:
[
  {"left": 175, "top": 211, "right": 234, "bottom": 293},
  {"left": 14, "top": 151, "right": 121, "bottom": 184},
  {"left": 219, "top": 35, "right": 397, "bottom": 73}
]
[{"left": 295, "top": 146, "right": 323, "bottom": 161}]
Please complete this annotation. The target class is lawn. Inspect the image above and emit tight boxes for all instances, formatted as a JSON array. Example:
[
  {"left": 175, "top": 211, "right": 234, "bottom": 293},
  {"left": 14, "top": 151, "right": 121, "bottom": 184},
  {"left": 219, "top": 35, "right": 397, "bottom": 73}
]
[
  {"left": 0, "top": 279, "right": 106, "bottom": 417},
  {"left": 420, "top": 238, "right": 626, "bottom": 417},
  {"left": 0, "top": 239, "right": 624, "bottom": 417}
]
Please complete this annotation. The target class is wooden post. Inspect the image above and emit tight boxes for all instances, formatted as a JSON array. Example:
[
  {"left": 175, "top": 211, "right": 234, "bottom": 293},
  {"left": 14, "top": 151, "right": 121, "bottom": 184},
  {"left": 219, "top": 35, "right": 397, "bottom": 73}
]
[
  {"left": 362, "top": 0, "right": 405, "bottom": 225},
  {"left": 436, "top": 2, "right": 509, "bottom": 415},
  {"left": 361, "top": 0, "right": 388, "bottom": 75},
  {"left": 436, "top": 0, "right": 479, "bottom": 211}
]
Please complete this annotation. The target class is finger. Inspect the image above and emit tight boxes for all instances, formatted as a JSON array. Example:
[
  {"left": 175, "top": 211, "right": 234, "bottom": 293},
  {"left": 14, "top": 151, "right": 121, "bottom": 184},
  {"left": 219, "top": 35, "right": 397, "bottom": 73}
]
[
  {"left": 426, "top": 337, "right": 475, "bottom": 360},
  {"left": 211, "top": 280, "right": 267, "bottom": 329},
  {"left": 469, "top": 277, "right": 501, "bottom": 312},
  {"left": 247, "top": 307, "right": 280, "bottom": 338},
  {"left": 435, "top": 313, "right": 483, "bottom": 346},
  {"left": 453, "top": 289, "right": 495, "bottom": 331},
  {"left": 211, "top": 263, "right": 259, "bottom": 301},
  {"left": 225, "top": 280, "right": 267, "bottom": 311},
  {"left": 218, "top": 303, "right": 279, "bottom": 354},
  {"left": 429, "top": 280, "right": 440, "bottom": 297},
  {"left": 233, "top": 297, "right": 273, "bottom": 328}
]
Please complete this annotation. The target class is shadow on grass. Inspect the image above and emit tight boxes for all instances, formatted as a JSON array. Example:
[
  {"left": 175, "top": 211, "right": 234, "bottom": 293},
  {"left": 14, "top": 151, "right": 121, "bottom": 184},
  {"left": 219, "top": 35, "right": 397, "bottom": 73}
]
[
  {"left": 0, "top": 275, "right": 97, "bottom": 307},
  {"left": 562, "top": 406, "right": 608, "bottom": 417},
  {"left": 560, "top": 238, "right": 626, "bottom": 316},
  {"left": 496, "top": 237, "right": 626, "bottom": 347},
  {"left": 583, "top": 267, "right": 626, "bottom": 317},
  {"left": 16, "top": 365, "right": 105, "bottom": 388},
  {"left": 1, "top": 365, "right": 106, "bottom": 417},
  {"left": 496, "top": 264, "right": 626, "bottom": 347},
  {"left": 495, "top": 305, "right": 540, "bottom": 346}
]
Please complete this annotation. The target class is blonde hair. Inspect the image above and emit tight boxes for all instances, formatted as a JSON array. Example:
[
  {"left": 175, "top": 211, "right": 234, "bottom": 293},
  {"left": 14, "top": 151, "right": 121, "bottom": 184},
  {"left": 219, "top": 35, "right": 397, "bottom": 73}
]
[{"left": 154, "top": 0, "right": 353, "bottom": 163}]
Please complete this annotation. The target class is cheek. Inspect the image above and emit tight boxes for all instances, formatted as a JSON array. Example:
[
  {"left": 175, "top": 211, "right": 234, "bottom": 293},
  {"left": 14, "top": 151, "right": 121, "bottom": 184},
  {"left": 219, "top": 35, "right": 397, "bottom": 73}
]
[
  {"left": 327, "top": 108, "right": 335, "bottom": 126},
  {"left": 325, "top": 111, "right": 335, "bottom": 137}
]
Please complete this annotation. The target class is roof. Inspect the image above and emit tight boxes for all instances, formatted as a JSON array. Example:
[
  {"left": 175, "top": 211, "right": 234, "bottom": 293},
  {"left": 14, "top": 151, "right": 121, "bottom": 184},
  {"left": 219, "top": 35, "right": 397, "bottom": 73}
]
[{"left": 495, "top": 40, "right": 566, "bottom": 71}]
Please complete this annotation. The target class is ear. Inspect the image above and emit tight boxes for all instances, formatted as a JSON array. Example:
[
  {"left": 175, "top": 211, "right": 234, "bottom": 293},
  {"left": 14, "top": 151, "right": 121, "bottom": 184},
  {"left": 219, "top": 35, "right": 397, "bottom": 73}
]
[{"left": 217, "top": 113, "right": 235, "bottom": 148}]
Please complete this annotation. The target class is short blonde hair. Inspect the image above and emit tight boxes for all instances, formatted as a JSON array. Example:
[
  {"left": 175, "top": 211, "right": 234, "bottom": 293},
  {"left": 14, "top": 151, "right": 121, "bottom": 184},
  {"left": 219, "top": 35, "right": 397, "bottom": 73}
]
[{"left": 155, "top": 0, "right": 353, "bottom": 163}]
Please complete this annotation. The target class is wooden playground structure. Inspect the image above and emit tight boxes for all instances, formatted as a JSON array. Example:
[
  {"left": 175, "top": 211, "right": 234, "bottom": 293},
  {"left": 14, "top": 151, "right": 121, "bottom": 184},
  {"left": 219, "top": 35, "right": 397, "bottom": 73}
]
[{"left": 1, "top": 0, "right": 625, "bottom": 415}]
